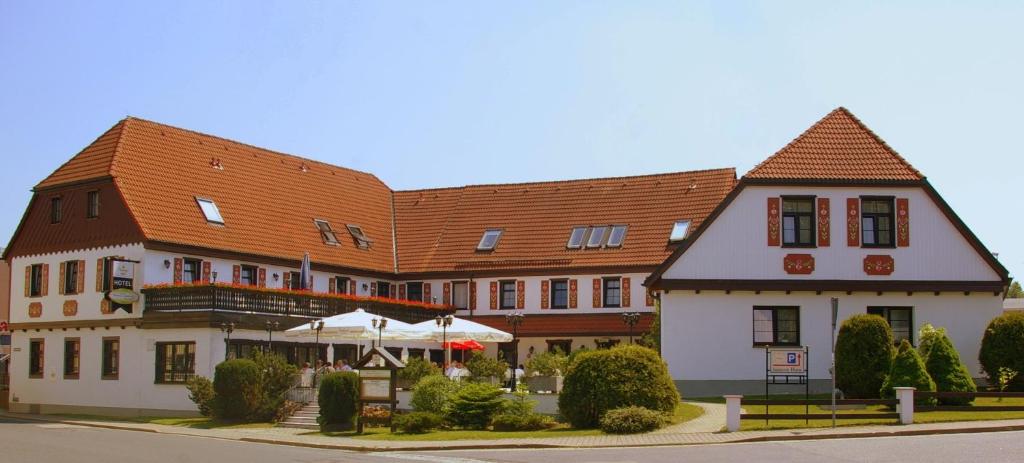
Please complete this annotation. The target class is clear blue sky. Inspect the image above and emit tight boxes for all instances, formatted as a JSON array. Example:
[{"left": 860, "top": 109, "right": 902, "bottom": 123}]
[{"left": 1, "top": 1, "right": 1021, "bottom": 280}]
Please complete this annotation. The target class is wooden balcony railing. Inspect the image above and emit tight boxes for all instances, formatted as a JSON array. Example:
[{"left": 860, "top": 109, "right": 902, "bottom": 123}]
[{"left": 142, "top": 284, "right": 448, "bottom": 324}]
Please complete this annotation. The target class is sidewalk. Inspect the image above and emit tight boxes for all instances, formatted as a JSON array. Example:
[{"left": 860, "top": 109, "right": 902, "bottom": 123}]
[{"left": 4, "top": 410, "right": 1024, "bottom": 452}]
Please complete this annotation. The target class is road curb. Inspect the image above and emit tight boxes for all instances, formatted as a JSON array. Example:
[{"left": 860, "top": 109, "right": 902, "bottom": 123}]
[{"left": 733, "top": 423, "right": 1024, "bottom": 444}]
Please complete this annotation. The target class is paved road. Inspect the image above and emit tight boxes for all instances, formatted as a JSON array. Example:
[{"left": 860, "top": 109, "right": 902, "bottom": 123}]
[{"left": 2, "top": 415, "right": 1024, "bottom": 463}]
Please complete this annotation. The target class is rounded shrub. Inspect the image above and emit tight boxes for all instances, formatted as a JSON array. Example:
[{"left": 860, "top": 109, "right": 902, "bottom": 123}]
[
  {"left": 185, "top": 376, "right": 215, "bottom": 417},
  {"left": 410, "top": 375, "right": 462, "bottom": 414},
  {"left": 445, "top": 382, "right": 507, "bottom": 429},
  {"left": 881, "top": 340, "right": 936, "bottom": 404},
  {"left": 318, "top": 371, "right": 359, "bottom": 430},
  {"left": 393, "top": 411, "right": 444, "bottom": 434},
  {"left": 835, "top": 314, "right": 894, "bottom": 398},
  {"left": 599, "top": 406, "right": 666, "bottom": 434},
  {"left": 979, "top": 311, "right": 1024, "bottom": 391},
  {"left": 212, "top": 359, "right": 262, "bottom": 419},
  {"left": 923, "top": 329, "right": 976, "bottom": 405},
  {"left": 558, "top": 344, "right": 679, "bottom": 429}
]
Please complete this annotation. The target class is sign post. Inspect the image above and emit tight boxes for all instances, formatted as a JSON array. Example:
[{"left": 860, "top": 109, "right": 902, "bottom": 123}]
[
  {"left": 765, "top": 345, "right": 809, "bottom": 425},
  {"left": 831, "top": 297, "right": 839, "bottom": 429},
  {"left": 354, "top": 346, "right": 405, "bottom": 433}
]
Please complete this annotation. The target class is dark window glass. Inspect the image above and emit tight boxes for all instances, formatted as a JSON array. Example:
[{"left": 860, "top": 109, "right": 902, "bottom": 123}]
[
  {"left": 376, "top": 281, "right": 391, "bottom": 298},
  {"left": 182, "top": 259, "right": 202, "bottom": 283},
  {"left": 51, "top": 197, "right": 62, "bottom": 224},
  {"left": 547, "top": 340, "right": 571, "bottom": 354},
  {"left": 289, "top": 272, "right": 302, "bottom": 289},
  {"left": 861, "top": 198, "right": 895, "bottom": 247},
  {"left": 87, "top": 191, "right": 100, "bottom": 218},
  {"left": 551, "top": 280, "right": 569, "bottom": 309},
  {"left": 603, "top": 278, "right": 621, "bottom": 308},
  {"left": 240, "top": 265, "right": 258, "bottom": 286},
  {"left": 753, "top": 307, "right": 800, "bottom": 346},
  {"left": 29, "top": 264, "right": 44, "bottom": 297},
  {"left": 100, "top": 257, "right": 112, "bottom": 292},
  {"left": 335, "top": 277, "right": 349, "bottom": 294},
  {"left": 500, "top": 281, "right": 516, "bottom": 309},
  {"left": 406, "top": 282, "right": 423, "bottom": 302},
  {"left": 63, "top": 261, "right": 79, "bottom": 294},
  {"left": 64, "top": 338, "right": 80, "bottom": 378},
  {"left": 29, "top": 339, "right": 44, "bottom": 377},
  {"left": 868, "top": 307, "right": 913, "bottom": 344},
  {"left": 155, "top": 342, "right": 196, "bottom": 383},
  {"left": 102, "top": 338, "right": 120, "bottom": 379},
  {"left": 782, "top": 197, "right": 815, "bottom": 246}
]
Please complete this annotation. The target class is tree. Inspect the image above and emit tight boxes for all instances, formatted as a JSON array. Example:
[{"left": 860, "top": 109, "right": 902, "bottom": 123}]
[
  {"left": 1008, "top": 281, "right": 1023, "bottom": 299},
  {"left": 835, "top": 314, "right": 894, "bottom": 398},
  {"left": 923, "top": 330, "right": 976, "bottom": 405},
  {"left": 979, "top": 311, "right": 1024, "bottom": 391},
  {"left": 881, "top": 340, "right": 936, "bottom": 405}
]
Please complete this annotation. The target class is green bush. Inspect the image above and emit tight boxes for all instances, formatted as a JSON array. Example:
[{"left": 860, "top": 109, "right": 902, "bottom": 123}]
[
  {"left": 525, "top": 350, "right": 568, "bottom": 377},
  {"left": 398, "top": 357, "right": 440, "bottom": 387},
  {"left": 923, "top": 330, "right": 976, "bottom": 405},
  {"left": 599, "top": 406, "right": 666, "bottom": 434},
  {"left": 318, "top": 372, "right": 359, "bottom": 430},
  {"left": 979, "top": 312, "right": 1024, "bottom": 391},
  {"left": 881, "top": 340, "right": 936, "bottom": 405},
  {"left": 558, "top": 344, "right": 679, "bottom": 429},
  {"left": 445, "top": 382, "right": 508, "bottom": 429},
  {"left": 393, "top": 411, "right": 444, "bottom": 434},
  {"left": 249, "top": 351, "right": 298, "bottom": 421},
  {"left": 185, "top": 376, "right": 215, "bottom": 417},
  {"left": 917, "top": 324, "right": 945, "bottom": 360},
  {"left": 491, "top": 413, "right": 555, "bottom": 431},
  {"left": 212, "top": 359, "right": 262, "bottom": 420},
  {"left": 465, "top": 352, "right": 509, "bottom": 382},
  {"left": 410, "top": 375, "right": 462, "bottom": 414},
  {"left": 836, "top": 314, "right": 895, "bottom": 398}
]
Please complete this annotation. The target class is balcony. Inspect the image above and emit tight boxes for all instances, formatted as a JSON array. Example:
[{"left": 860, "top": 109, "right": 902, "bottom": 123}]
[{"left": 142, "top": 284, "right": 450, "bottom": 326}]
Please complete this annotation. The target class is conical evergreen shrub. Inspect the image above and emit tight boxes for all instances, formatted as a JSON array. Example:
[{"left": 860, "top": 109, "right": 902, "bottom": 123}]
[
  {"left": 924, "top": 331, "right": 977, "bottom": 405},
  {"left": 917, "top": 323, "right": 945, "bottom": 360},
  {"left": 881, "top": 339, "right": 936, "bottom": 405}
]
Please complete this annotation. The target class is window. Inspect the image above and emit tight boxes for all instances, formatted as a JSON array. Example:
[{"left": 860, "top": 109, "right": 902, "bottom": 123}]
[
  {"left": 50, "top": 197, "right": 62, "bottom": 224},
  {"left": 29, "top": 263, "right": 44, "bottom": 297},
  {"left": 567, "top": 227, "right": 587, "bottom": 249},
  {"left": 63, "top": 260, "right": 79, "bottom": 294},
  {"left": 868, "top": 307, "right": 913, "bottom": 344},
  {"left": 240, "top": 265, "right": 258, "bottom": 286},
  {"left": 64, "top": 338, "right": 80, "bottom": 379},
  {"left": 102, "top": 337, "right": 120, "bottom": 380},
  {"left": 861, "top": 197, "right": 895, "bottom": 247},
  {"left": 406, "top": 282, "right": 423, "bottom": 302},
  {"left": 99, "top": 257, "right": 112, "bottom": 292},
  {"left": 182, "top": 258, "right": 202, "bottom": 283},
  {"left": 334, "top": 276, "right": 349, "bottom": 294},
  {"left": 451, "top": 281, "right": 469, "bottom": 309},
  {"left": 546, "top": 340, "right": 572, "bottom": 354},
  {"left": 602, "top": 278, "right": 622, "bottom": 308},
  {"left": 477, "top": 229, "right": 503, "bottom": 251},
  {"left": 551, "top": 279, "right": 569, "bottom": 309},
  {"left": 195, "top": 197, "right": 224, "bottom": 224},
  {"left": 86, "top": 191, "right": 100, "bottom": 218},
  {"left": 346, "top": 224, "right": 372, "bottom": 249},
  {"left": 155, "top": 341, "right": 196, "bottom": 383},
  {"left": 586, "top": 226, "right": 608, "bottom": 248},
  {"left": 606, "top": 225, "right": 628, "bottom": 248},
  {"left": 753, "top": 307, "right": 800, "bottom": 346},
  {"left": 782, "top": 197, "right": 815, "bottom": 247},
  {"left": 29, "top": 339, "right": 44, "bottom": 378},
  {"left": 376, "top": 281, "right": 391, "bottom": 298},
  {"left": 500, "top": 281, "right": 517, "bottom": 309},
  {"left": 289, "top": 272, "right": 303, "bottom": 290},
  {"left": 669, "top": 220, "right": 691, "bottom": 242},
  {"left": 314, "top": 219, "right": 339, "bottom": 245}
]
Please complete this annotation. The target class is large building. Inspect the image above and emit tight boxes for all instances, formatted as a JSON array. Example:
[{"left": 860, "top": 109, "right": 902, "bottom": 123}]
[{"left": 2, "top": 108, "right": 1010, "bottom": 415}]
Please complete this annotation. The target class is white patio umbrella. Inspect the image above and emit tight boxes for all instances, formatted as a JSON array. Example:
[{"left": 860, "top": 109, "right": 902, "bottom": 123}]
[
  {"left": 284, "top": 308, "right": 429, "bottom": 341},
  {"left": 411, "top": 317, "right": 513, "bottom": 343}
]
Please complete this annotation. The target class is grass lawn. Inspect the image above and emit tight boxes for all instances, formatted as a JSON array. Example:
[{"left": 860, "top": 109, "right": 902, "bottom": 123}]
[
  {"left": 313, "top": 402, "right": 704, "bottom": 441},
  {"left": 690, "top": 395, "right": 1024, "bottom": 431}
]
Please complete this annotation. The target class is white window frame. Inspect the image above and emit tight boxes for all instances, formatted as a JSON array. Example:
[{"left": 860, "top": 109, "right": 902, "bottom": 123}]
[
  {"left": 195, "top": 197, "right": 224, "bottom": 225},
  {"left": 669, "top": 220, "right": 691, "bottom": 242},
  {"left": 314, "top": 219, "right": 339, "bottom": 245},
  {"left": 477, "top": 229, "right": 503, "bottom": 251},
  {"left": 606, "top": 225, "right": 628, "bottom": 247},
  {"left": 566, "top": 226, "right": 587, "bottom": 249},
  {"left": 586, "top": 226, "right": 608, "bottom": 248}
]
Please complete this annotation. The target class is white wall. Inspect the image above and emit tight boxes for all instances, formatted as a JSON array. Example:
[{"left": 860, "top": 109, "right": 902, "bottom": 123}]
[
  {"left": 663, "top": 186, "right": 1001, "bottom": 281},
  {"left": 661, "top": 290, "right": 1002, "bottom": 383}
]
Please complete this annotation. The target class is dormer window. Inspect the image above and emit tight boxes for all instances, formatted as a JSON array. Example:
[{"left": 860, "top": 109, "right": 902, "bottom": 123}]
[
  {"left": 195, "top": 197, "right": 224, "bottom": 225},
  {"left": 586, "top": 226, "right": 607, "bottom": 248},
  {"left": 669, "top": 220, "right": 691, "bottom": 242},
  {"left": 314, "top": 219, "right": 339, "bottom": 245},
  {"left": 346, "top": 224, "right": 372, "bottom": 249},
  {"left": 477, "top": 229, "right": 502, "bottom": 251},
  {"left": 606, "top": 225, "right": 628, "bottom": 247},
  {"left": 567, "top": 227, "right": 587, "bottom": 249}
]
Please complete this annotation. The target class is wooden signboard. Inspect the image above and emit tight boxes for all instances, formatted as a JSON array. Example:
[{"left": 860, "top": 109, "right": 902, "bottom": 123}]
[{"left": 354, "top": 345, "right": 405, "bottom": 433}]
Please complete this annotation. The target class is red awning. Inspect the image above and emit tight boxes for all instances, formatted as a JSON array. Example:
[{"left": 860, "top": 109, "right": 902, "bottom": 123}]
[{"left": 443, "top": 340, "right": 485, "bottom": 351}]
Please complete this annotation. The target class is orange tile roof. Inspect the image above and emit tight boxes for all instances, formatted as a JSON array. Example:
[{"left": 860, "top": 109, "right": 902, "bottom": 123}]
[
  {"left": 469, "top": 312, "right": 654, "bottom": 337},
  {"left": 744, "top": 107, "right": 924, "bottom": 181},
  {"left": 32, "top": 117, "right": 736, "bottom": 275},
  {"left": 394, "top": 169, "right": 737, "bottom": 273}
]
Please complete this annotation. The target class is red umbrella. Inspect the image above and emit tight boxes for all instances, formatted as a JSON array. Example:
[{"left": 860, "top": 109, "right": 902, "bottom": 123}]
[{"left": 443, "top": 340, "right": 485, "bottom": 351}]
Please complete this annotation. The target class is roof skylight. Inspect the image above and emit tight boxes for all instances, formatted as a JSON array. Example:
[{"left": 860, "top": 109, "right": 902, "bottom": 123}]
[
  {"left": 195, "top": 197, "right": 224, "bottom": 225},
  {"left": 346, "top": 224, "right": 372, "bottom": 249},
  {"left": 606, "top": 225, "right": 628, "bottom": 247},
  {"left": 586, "top": 226, "right": 607, "bottom": 248},
  {"left": 314, "top": 219, "right": 339, "bottom": 245},
  {"left": 669, "top": 220, "right": 691, "bottom": 242},
  {"left": 567, "top": 227, "right": 587, "bottom": 249},
  {"left": 477, "top": 229, "right": 503, "bottom": 251}
]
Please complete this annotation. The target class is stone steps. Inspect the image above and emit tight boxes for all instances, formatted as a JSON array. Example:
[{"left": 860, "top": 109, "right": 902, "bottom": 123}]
[{"left": 277, "top": 400, "right": 322, "bottom": 430}]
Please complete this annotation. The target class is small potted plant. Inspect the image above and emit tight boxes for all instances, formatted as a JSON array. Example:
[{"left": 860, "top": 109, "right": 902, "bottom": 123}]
[{"left": 525, "top": 349, "right": 568, "bottom": 393}]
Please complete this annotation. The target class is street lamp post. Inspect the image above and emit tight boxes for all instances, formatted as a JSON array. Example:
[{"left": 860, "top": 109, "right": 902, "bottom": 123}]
[
  {"left": 505, "top": 311, "right": 525, "bottom": 391},
  {"left": 311, "top": 319, "right": 324, "bottom": 381},
  {"left": 621, "top": 312, "right": 641, "bottom": 344},
  {"left": 265, "top": 320, "right": 280, "bottom": 353},
  {"left": 219, "top": 321, "right": 235, "bottom": 361},
  {"left": 371, "top": 316, "right": 388, "bottom": 348},
  {"left": 435, "top": 314, "right": 454, "bottom": 366}
]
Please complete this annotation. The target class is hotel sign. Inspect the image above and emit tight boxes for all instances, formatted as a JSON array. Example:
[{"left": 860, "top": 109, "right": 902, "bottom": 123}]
[{"left": 108, "top": 259, "right": 139, "bottom": 312}]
